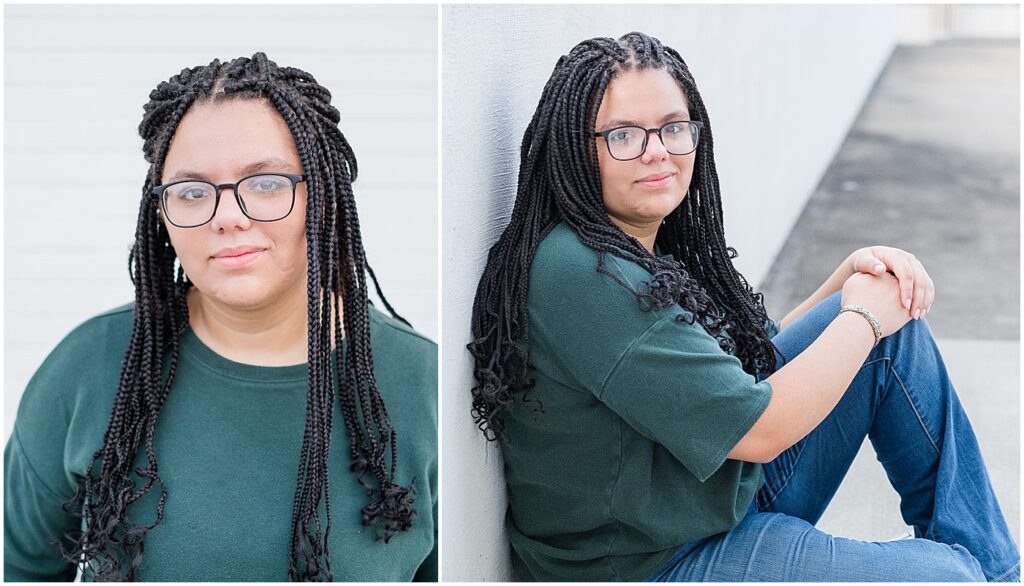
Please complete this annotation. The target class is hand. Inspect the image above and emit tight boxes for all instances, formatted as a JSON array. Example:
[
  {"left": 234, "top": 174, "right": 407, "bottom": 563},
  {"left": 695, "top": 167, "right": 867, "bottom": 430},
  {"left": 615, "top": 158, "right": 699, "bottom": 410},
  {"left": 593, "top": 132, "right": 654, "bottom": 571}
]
[
  {"left": 846, "top": 246, "right": 934, "bottom": 320},
  {"left": 841, "top": 272, "right": 913, "bottom": 338}
]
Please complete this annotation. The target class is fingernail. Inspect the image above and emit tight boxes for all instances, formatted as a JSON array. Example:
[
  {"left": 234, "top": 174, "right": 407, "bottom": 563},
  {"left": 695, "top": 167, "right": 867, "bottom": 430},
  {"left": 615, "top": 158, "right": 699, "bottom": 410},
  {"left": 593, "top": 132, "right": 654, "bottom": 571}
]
[
  {"left": 914, "top": 309, "right": 921, "bottom": 319},
  {"left": 905, "top": 298, "right": 911, "bottom": 309},
  {"left": 875, "top": 264, "right": 885, "bottom": 272}
]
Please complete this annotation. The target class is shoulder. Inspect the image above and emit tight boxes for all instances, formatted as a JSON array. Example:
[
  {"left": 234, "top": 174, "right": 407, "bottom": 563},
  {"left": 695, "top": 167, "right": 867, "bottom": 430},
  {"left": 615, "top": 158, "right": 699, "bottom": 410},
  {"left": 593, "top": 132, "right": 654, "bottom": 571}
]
[
  {"left": 25, "top": 304, "right": 136, "bottom": 399},
  {"left": 23, "top": 303, "right": 135, "bottom": 395},
  {"left": 59, "top": 303, "right": 135, "bottom": 353},
  {"left": 369, "top": 305, "right": 436, "bottom": 360},
  {"left": 533, "top": 222, "right": 618, "bottom": 281},
  {"left": 533, "top": 221, "right": 594, "bottom": 272},
  {"left": 367, "top": 305, "right": 437, "bottom": 409},
  {"left": 530, "top": 222, "right": 662, "bottom": 316},
  {"left": 366, "top": 306, "right": 437, "bottom": 479},
  {"left": 12, "top": 303, "right": 135, "bottom": 494}
]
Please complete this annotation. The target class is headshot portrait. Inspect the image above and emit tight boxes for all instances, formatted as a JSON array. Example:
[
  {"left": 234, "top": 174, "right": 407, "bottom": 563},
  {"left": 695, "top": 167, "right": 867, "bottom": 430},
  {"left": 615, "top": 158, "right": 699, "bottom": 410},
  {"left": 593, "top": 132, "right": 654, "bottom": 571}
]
[
  {"left": 442, "top": 4, "right": 1019, "bottom": 583},
  {"left": 5, "top": 4, "right": 437, "bottom": 582}
]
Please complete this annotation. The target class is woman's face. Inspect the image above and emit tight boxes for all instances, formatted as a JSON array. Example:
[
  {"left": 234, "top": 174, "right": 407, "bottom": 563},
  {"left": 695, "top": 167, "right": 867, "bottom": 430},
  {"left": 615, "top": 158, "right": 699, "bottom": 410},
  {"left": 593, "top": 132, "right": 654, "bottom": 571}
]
[
  {"left": 159, "top": 99, "right": 309, "bottom": 310},
  {"left": 594, "top": 67, "right": 696, "bottom": 237}
]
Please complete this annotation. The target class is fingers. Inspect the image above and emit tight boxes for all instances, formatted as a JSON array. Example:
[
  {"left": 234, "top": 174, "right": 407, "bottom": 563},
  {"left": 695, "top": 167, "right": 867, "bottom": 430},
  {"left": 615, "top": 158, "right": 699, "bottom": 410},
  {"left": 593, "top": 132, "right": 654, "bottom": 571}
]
[
  {"left": 889, "top": 252, "right": 934, "bottom": 320},
  {"left": 853, "top": 250, "right": 887, "bottom": 275},
  {"left": 910, "top": 262, "right": 927, "bottom": 319},
  {"left": 911, "top": 257, "right": 935, "bottom": 319},
  {"left": 896, "top": 252, "right": 935, "bottom": 320},
  {"left": 867, "top": 247, "right": 935, "bottom": 320},
  {"left": 893, "top": 254, "right": 916, "bottom": 313}
]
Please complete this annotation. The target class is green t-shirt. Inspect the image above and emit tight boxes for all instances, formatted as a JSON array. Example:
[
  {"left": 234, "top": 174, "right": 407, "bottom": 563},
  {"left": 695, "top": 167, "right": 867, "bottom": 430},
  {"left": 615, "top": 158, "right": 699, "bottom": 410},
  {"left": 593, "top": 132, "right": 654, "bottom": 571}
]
[
  {"left": 501, "top": 222, "right": 777, "bottom": 582},
  {"left": 5, "top": 304, "right": 437, "bottom": 582}
]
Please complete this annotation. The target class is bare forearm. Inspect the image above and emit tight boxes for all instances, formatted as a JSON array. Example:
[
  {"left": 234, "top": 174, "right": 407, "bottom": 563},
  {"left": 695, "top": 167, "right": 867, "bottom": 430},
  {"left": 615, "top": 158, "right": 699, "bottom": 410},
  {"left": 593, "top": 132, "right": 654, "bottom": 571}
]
[
  {"left": 778, "top": 259, "right": 852, "bottom": 331},
  {"left": 758, "top": 312, "right": 875, "bottom": 456}
]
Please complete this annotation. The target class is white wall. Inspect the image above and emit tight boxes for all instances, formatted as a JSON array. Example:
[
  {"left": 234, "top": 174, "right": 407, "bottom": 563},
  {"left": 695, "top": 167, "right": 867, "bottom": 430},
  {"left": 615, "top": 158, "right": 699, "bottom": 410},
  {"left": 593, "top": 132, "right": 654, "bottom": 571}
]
[
  {"left": 4, "top": 4, "right": 438, "bottom": 440},
  {"left": 441, "top": 4, "right": 896, "bottom": 581},
  {"left": 896, "top": 4, "right": 1021, "bottom": 43}
]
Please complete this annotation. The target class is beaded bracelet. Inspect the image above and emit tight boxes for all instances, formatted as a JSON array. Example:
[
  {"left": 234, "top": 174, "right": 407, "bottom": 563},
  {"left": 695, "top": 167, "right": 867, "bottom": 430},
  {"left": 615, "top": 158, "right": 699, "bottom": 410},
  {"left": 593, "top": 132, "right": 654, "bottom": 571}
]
[{"left": 839, "top": 304, "right": 882, "bottom": 347}]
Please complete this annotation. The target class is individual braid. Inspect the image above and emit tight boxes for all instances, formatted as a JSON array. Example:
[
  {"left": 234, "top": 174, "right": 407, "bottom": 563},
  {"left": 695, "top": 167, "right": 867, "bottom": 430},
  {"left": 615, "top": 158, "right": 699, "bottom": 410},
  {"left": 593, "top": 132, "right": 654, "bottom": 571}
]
[
  {"left": 61, "top": 53, "right": 415, "bottom": 581},
  {"left": 468, "top": 32, "right": 780, "bottom": 441}
]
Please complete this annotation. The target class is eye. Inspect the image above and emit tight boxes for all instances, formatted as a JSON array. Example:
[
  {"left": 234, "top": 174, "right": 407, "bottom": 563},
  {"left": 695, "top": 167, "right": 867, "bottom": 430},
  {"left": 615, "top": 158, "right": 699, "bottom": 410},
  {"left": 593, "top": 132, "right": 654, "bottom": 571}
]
[
  {"left": 662, "top": 122, "right": 687, "bottom": 135},
  {"left": 244, "top": 175, "right": 290, "bottom": 194},
  {"left": 608, "top": 127, "right": 639, "bottom": 144},
  {"left": 169, "top": 182, "right": 214, "bottom": 202}
]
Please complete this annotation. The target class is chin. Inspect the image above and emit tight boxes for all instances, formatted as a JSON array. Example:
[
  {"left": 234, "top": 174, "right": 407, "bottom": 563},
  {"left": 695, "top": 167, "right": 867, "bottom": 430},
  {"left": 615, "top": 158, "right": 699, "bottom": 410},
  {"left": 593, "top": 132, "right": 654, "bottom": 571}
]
[
  {"left": 200, "top": 279, "right": 283, "bottom": 310},
  {"left": 636, "top": 198, "right": 685, "bottom": 222}
]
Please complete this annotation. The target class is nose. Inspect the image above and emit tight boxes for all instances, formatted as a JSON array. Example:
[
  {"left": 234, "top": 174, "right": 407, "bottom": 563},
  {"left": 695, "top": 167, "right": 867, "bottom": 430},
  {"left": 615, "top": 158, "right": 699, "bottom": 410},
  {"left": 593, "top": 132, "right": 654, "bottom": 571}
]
[
  {"left": 640, "top": 129, "right": 670, "bottom": 163},
  {"left": 209, "top": 187, "right": 252, "bottom": 232}
]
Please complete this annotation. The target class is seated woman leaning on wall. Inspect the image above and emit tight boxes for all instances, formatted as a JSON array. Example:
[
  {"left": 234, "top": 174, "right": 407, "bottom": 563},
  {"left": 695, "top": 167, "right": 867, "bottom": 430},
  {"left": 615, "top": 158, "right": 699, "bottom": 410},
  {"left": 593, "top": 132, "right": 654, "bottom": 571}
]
[
  {"left": 468, "top": 31, "right": 1018, "bottom": 582},
  {"left": 6, "top": 54, "right": 437, "bottom": 582}
]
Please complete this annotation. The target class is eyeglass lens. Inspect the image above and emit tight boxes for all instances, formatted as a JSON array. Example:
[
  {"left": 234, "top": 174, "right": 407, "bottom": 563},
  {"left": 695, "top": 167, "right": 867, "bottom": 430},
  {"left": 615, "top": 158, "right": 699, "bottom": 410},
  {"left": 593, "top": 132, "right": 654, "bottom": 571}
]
[
  {"left": 606, "top": 122, "right": 699, "bottom": 160},
  {"left": 162, "top": 174, "right": 296, "bottom": 227}
]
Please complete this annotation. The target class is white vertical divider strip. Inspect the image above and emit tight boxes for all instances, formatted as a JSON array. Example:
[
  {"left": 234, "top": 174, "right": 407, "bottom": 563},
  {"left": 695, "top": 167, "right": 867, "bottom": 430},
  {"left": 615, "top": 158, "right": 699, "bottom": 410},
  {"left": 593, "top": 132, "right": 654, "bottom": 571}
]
[{"left": 435, "top": 2, "right": 445, "bottom": 581}]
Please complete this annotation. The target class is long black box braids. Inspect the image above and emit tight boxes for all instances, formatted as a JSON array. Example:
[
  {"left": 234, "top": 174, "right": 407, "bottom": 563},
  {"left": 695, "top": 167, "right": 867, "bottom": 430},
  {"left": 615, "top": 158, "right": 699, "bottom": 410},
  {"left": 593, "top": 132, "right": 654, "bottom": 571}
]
[{"left": 468, "top": 32, "right": 780, "bottom": 442}]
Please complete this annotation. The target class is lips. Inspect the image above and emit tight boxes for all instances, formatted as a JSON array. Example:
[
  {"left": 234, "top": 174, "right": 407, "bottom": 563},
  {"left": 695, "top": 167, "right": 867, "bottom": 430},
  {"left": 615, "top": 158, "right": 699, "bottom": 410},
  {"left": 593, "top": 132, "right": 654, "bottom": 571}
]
[
  {"left": 211, "top": 246, "right": 266, "bottom": 268},
  {"left": 636, "top": 172, "right": 675, "bottom": 188}
]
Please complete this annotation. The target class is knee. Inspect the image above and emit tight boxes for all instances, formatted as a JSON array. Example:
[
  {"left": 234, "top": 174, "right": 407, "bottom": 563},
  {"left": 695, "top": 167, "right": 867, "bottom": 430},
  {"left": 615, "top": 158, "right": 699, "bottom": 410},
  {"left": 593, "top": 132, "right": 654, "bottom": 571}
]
[
  {"left": 901, "top": 312, "right": 936, "bottom": 339},
  {"left": 876, "top": 311, "right": 937, "bottom": 357},
  {"left": 942, "top": 544, "right": 988, "bottom": 582}
]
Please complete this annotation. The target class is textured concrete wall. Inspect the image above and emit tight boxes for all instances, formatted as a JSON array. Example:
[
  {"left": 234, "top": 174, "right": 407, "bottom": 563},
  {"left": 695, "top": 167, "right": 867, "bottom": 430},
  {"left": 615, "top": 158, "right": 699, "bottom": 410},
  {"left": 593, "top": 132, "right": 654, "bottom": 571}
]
[
  {"left": 4, "top": 5, "right": 438, "bottom": 440},
  {"left": 441, "top": 5, "right": 896, "bottom": 580}
]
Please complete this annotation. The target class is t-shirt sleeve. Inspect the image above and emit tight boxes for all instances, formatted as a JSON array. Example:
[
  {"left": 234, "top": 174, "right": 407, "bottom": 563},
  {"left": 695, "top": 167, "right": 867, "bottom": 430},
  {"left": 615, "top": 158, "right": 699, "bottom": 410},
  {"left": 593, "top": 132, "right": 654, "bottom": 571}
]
[
  {"left": 597, "top": 313, "right": 773, "bottom": 482},
  {"left": 4, "top": 429, "right": 78, "bottom": 582},
  {"left": 5, "top": 321, "right": 97, "bottom": 582},
  {"left": 528, "top": 227, "right": 774, "bottom": 482}
]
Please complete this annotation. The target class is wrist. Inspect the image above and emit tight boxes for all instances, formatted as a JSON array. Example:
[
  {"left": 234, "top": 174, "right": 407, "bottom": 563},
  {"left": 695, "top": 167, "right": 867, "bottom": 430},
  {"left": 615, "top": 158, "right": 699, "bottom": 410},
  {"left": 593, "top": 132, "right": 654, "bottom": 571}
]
[
  {"left": 841, "top": 251, "right": 860, "bottom": 279},
  {"left": 839, "top": 304, "right": 882, "bottom": 347},
  {"left": 834, "top": 311, "right": 878, "bottom": 349}
]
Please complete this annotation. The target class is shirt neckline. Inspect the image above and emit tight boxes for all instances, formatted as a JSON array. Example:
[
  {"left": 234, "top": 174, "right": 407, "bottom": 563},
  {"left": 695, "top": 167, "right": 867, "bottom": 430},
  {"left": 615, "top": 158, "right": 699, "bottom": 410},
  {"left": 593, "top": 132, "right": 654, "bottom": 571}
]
[{"left": 180, "top": 326, "right": 314, "bottom": 383}]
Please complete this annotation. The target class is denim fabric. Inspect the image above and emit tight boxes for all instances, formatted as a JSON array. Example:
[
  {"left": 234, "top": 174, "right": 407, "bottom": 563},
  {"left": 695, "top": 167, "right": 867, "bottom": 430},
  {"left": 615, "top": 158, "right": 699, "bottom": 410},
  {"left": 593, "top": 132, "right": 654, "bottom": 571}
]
[{"left": 647, "top": 290, "right": 1020, "bottom": 582}]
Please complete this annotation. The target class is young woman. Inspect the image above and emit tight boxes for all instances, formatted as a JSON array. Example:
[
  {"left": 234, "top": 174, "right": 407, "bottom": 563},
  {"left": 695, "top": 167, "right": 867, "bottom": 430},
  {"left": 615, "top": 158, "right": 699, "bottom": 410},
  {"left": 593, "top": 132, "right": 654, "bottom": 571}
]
[
  {"left": 5, "top": 54, "right": 437, "bottom": 582},
  {"left": 468, "top": 32, "right": 1018, "bottom": 582}
]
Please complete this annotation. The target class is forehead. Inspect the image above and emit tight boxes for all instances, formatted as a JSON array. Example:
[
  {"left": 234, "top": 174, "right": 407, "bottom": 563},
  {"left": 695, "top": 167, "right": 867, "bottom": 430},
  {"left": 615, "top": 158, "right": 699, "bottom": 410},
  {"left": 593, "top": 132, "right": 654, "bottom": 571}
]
[
  {"left": 162, "top": 99, "right": 301, "bottom": 179},
  {"left": 596, "top": 68, "right": 690, "bottom": 126}
]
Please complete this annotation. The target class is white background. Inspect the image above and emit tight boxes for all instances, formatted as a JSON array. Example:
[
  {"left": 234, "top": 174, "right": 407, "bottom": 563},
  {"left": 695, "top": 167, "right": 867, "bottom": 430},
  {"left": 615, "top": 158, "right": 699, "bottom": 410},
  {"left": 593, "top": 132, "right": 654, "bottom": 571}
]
[{"left": 4, "top": 4, "right": 439, "bottom": 440}]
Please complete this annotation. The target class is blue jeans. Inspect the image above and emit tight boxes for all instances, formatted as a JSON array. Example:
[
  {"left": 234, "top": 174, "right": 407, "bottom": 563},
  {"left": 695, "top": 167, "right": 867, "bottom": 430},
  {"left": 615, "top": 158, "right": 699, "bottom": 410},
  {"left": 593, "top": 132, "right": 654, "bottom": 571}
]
[{"left": 647, "top": 290, "right": 1020, "bottom": 582}]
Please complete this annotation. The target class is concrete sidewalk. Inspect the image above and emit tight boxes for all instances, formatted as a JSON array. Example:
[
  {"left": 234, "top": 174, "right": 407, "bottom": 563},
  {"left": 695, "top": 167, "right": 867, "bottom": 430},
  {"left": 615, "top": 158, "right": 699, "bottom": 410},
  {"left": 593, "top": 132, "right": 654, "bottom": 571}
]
[{"left": 759, "top": 41, "right": 1020, "bottom": 546}]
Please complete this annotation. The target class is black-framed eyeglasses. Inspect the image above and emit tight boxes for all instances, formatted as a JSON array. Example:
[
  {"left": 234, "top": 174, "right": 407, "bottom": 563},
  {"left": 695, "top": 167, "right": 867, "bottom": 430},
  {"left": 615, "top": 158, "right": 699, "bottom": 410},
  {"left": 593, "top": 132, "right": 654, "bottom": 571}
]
[
  {"left": 593, "top": 120, "right": 704, "bottom": 161},
  {"left": 153, "top": 173, "right": 306, "bottom": 228}
]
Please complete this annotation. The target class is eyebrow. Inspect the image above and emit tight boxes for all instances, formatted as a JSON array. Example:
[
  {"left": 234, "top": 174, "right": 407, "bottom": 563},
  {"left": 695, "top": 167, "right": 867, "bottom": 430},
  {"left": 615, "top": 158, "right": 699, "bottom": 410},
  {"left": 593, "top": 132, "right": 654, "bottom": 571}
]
[
  {"left": 165, "top": 157, "right": 300, "bottom": 183},
  {"left": 599, "top": 110, "right": 692, "bottom": 131}
]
